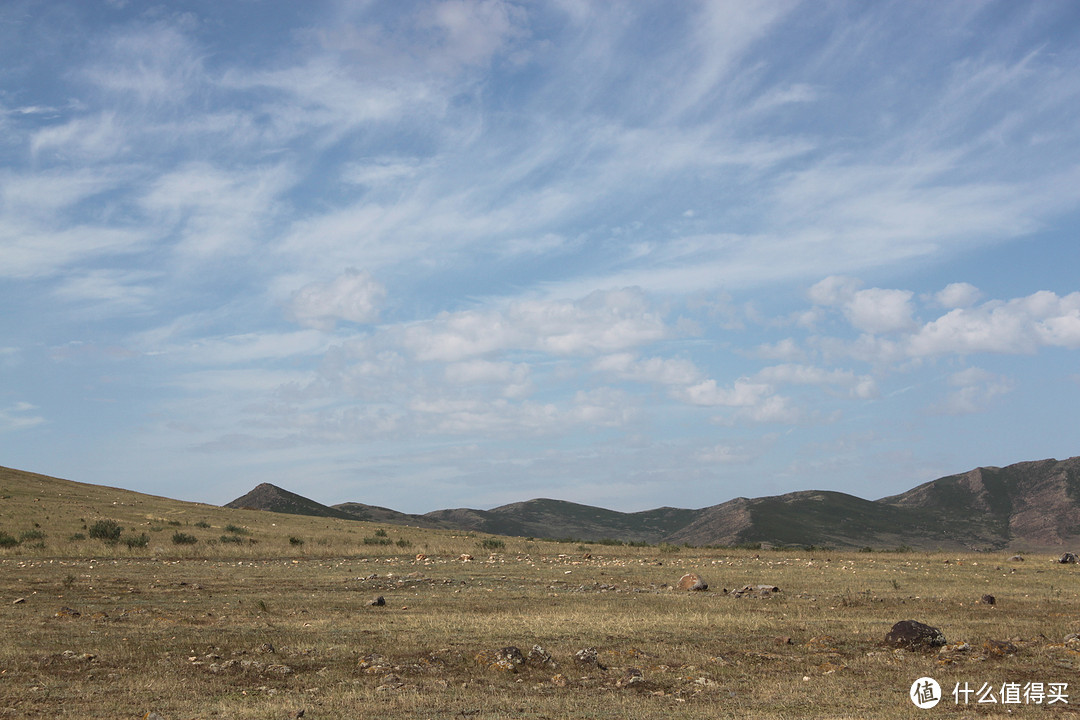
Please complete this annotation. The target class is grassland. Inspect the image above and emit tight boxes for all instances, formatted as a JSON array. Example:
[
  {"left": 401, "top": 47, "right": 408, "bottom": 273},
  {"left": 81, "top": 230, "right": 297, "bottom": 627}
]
[{"left": 2, "top": 467, "right": 1080, "bottom": 718}]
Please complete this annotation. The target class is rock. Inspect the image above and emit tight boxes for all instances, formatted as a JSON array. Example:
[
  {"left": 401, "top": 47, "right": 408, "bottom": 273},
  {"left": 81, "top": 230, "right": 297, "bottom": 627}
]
[
  {"left": 983, "top": 639, "right": 1018, "bottom": 657},
  {"left": 475, "top": 647, "right": 524, "bottom": 673},
  {"left": 358, "top": 653, "right": 391, "bottom": 674},
  {"left": 526, "top": 644, "right": 556, "bottom": 669},
  {"left": 1008, "top": 554, "right": 1024, "bottom": 562},
  {"left": 369, "top": 596, "right": 386, "bottom": 607},
  {"left": 677, "top": 573, "right": 708, "bottom": 591},
  {"left": 458, "top": 554, "right": 474, "bottom": 562},
  {"left": 260, "top": 642, "right": 275, "bottom": 654},
  {"left": 573, "top": 647, "right": 607, "bottom": 670},
  {"left": 12, "top": 597, "right": 25, "bottom": 605},
  {"left": 732, "top": 584, "right": 780, "bottom": 598},
  {"left": 264, "top": 664, "right": 294, "bottom": 676},
  {"left": 616, "top": 667, "right": 645, "bottom": 688},
  {"left": 415, "top": 553, "right": 427, "bottom": 561},
  {"left": 55, "top": 606, "right": 80, "bottom": 618},
  {"left": 551, "top": 673, "right": 568, "bottom": 687},
  {"left": 884, "top": 620, "right": 947, "bottom": 650},
  {"left": 1058, "top": 552, "right": 1078, "bottom": 564},
  {"left": 980, "top": 594, "right": 996, "bottom": 605}
]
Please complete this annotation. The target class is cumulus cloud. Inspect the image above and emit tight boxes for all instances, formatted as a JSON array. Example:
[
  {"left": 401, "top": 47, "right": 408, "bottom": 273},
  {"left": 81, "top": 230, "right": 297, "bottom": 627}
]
[
  {"left": 908, "top": 291, "right": 1080, "bottom": 356},
  {"left": 287, "top": 269, "right": 387, "bottom": 330},
  {"left": 808, "top": 277, "right": 915, "bottom": 334},
  {"left": 400, "top": 288, "right": 668, "bottom": 361},
  {"left": 592, "top": 353, "right": 703, "bottom": 386},
  {"left": 934, "top": 282, "right": 982, "bottom": 308}
]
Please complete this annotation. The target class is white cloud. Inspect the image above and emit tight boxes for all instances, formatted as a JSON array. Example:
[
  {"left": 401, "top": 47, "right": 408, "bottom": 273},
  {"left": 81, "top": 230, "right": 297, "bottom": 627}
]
[
  {"left": 844, "top": 288, "right": 916, "bottom": 334},
  {"left": 755, "top": 363, "right": 878, "bottom": 399},
  {"left": 592, "top": 353, "right": 703, "bottom": 386},
  {"left": 908, "top": 291, "right": 1080, "bottom": 356},
  {"left": 287, "top": 269, "right": 387, "bottom": 330},
  {"left": 931, "top": 366, "right": 1013, "bottom": 415},
  {"left": 808, "top": 275, "right": 861, "bottom": 307},
  {"left": 400, "top": 288, "right": 668, "bottom": 361},
  {"left": 934, "top": 282, "right": 982, "bottom": 308},
  {"left": 0, "top": 402, "right": 45, "bottom": 433}
]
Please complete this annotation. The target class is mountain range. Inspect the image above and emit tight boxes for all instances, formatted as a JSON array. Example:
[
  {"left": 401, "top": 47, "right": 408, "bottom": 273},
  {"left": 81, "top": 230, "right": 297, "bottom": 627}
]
[{"left": 226, "top": 455, "right": 1080, "bottom": 551}]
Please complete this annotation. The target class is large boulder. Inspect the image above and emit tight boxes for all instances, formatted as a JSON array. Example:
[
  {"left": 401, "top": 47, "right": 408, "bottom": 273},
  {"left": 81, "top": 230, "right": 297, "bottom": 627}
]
[
  {"left": 884, "top": 620, "right": 946, "bottom": 650},
  {"left": 1058, "top": 552, "right": 1078, "bottom": 564},
  {"left": 677, "top": 573, "right": 708, "bottom": 591}
]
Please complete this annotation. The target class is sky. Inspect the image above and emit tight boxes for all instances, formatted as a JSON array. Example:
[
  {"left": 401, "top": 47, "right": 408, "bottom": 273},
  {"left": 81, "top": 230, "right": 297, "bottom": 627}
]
[{"left": 2, "top": 0, "right": 1080, "bottom": 514}]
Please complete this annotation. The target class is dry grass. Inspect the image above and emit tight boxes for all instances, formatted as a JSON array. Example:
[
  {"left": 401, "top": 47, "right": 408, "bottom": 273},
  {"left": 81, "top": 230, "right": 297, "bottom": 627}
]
[{"left": 2, "top": 467, "right": 1080, "bottom": 718}]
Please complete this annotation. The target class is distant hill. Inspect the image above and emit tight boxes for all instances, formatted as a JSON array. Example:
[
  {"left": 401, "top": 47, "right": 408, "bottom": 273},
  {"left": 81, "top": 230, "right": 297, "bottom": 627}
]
[
  {"left": 225, "top": 482, "right": 357, "bottom": 521},
  {"left": 226, "top": 456, "right": 1080, "bottom": 550}
]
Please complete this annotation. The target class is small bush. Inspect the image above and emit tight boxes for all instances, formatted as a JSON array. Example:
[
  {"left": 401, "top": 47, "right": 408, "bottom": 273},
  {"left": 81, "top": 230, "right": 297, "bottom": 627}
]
[
  {"left": 167, "top": 520, "right": 182, "bottom": 527},
  {"left": 0, "top": 532, "right": 20, "bottom": 548},
  {"left": 68, "top": 533, "right": 86, "bottom": 542},
  {"left": 363, "top": 537, "right": 392, "bottom": 546},
  {"left": 19, "top": 529, "right": 45, "bottom": 542},
  {"left": 89, "top": 520, "right": 123, "bottom": 542},
  {"left": 395, "top": 538, "right": 412, "bottom": 548},
  {"left": 289, "top": 536, "right": 305, "bottom": 546},
  {"left": 658, "top": 542, "right": 681, "bottom": 554},
  {"left": 219, "top": 534, "right": 244, "bottom": 544},
  {"left": 194, "top": 521, "right": 211, "bottom": 529},
  {"left": 171, "top": 532, "right": 198, "bottom": 545},
  {"left": 224, "top": 524, "right": 249, "bottom": 535},
  {"left": 125, "top": 533, "right": 149, "bottom": 549},
  {"left": 597, "top": 538, "right": 624, "bottom": 546},
  {"left": 479, "top": 538, "right": 505, "bottom": 551},
  {"left": 374, "top": 528, "right": 388, "bottom": 537}
]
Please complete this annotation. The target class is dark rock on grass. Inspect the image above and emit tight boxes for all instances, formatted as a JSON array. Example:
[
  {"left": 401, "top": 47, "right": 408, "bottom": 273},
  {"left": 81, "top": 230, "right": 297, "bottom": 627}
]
[
  {"left": 884, "top": 620, "right": 946, "bottom": 650},
  {"left": 369, "top": 596, "right": 386, "bottom": 607},
  {"left": 1058, "top": 552, "right": 1078, "bottom": 564},
  {"left": 980, "top": 594, "right": 996, "bottom": 605}
]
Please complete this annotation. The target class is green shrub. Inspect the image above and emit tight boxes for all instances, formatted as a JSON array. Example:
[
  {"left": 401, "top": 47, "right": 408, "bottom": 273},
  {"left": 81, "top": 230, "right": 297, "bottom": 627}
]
[
  {"left": 171, "top": 532, "right": 198, "bottom": 545},
  {"left": 363, "top": 537, "right": 391, "bottom": 546},
  {"left": 125, "top": 534, "right": 149, "bottom": 549},
  {"left": 220, "top": 534, "right": 244, "bottom": 544},
  {"left": 289, "top": 536, "right": 305, "bottom": 546},
  {"left": 68, "top": 533, "right": 86, "bottom": 542},
  {"left": 89, "top": 520, "right": 123, "bottom": 542},
  {"left": 479, "top": 538, "right": 505, "bottom": 551},
  {"left": 19, "top": 529, "right": 45, "bottom": 542},
  {"left": 374, "top": 528, "right": 388, "bottom": 537},
  {"left": 658, "top": 542, "right": 681, "bottom": 554},
  {"left": 194, "top": 521, "right": 211, "bottom": 529},
  {"left": 0, "top": 531, "right": 20, "bottom": 548},
  {"left": 395, "top": 538, "right": 412, "bottom": 548},
  {"left": 224, "top": 524, "right": 249, "bottom": 535}
]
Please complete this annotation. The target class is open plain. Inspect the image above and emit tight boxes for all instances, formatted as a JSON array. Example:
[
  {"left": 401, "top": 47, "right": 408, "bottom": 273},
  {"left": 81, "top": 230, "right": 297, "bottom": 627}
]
[{"left": 2, "top": 468, "right": 1080, "bottom": 719}]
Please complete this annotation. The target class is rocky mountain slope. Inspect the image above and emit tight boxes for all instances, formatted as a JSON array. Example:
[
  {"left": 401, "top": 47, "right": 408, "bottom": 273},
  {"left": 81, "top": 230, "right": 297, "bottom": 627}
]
[{"left": 226, "top": 456, "right": 1080, "bottom": 550}]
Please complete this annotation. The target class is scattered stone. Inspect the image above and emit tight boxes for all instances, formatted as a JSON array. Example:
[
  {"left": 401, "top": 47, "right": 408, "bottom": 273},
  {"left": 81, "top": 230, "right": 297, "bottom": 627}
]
[
  {"left": 550, "top": 673, "right": 568, "bottom": 687},
  {"left": 55, "top": 606, "right": 80, "bottom": 618},
  {"left": 616, "top": 667, "right": 645, "bottom": 688},
  {"left": 980, "top": 594, "right": 996, "bottom": 606},
  {"left": 573, "top": 647, "right": 607, "bottom": 670},
  {"left": 415, "top": 553, "right": 428, "bottom": 561},
  {"left": 375, "top": 673, "right": 404, "bottom": 691},
  {"left": 732, "top": 584, "right": 780, "bottom": 598},
  {"left": 774, "top": 636, "right": 794, "bottom": 646},
  {"left": 884, "top": 620, "right": 947, "bottom": 651},
  {"left": 260, "top": 642, "right": 276, "bottom": 654},
  {"left": 1058, "top": 552, "right": 1078, "bottom": 564},
  {"left": 526, "top": 644, "right": 556, "bottom": 669},
  {"left": 983, "top": 639, "right": 1018, "bottom": 657},
  {"left": 458, "top": 554, "right": 474, "bottom": 562},
  {"left": 1064, "top": 633, "right": 1080, "bottom": 645},
  {"left": 264, "top": 664, "right": 294, "bottom": 676},
  {"left": 1008, "top": 555, "right": 1024, "bottom": 562},
  {"left": 358, "top": 653, "right": 391, "bottom": 674},
  {"left": 677, "top": 573, "right": 708, "bottom": 591},
  {"left": 806, "top": 635, "right": 839, "bottom": 652},
  {"left": 937, "top": 642, "right": 971, "bottom": 661},
  {"left": 369, "top": 596, "right": 386, "bottom": 607},
  {"left": 475, "top": 647, "right": 524, "bottom": 673},
  {"left": 12, "top": 597, "right": 25, "bottom": 604}
]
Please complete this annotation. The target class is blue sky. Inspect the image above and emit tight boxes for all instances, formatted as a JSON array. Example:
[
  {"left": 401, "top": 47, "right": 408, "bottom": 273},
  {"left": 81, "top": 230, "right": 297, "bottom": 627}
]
[{"left": 2, "top": 0, "right": 1080, "bottom": 513}]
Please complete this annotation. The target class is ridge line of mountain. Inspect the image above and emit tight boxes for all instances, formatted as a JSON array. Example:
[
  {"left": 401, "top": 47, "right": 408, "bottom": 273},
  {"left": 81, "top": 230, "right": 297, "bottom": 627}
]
[{"left": 225, "top": 455, "right": 1080, "bottom": 551}]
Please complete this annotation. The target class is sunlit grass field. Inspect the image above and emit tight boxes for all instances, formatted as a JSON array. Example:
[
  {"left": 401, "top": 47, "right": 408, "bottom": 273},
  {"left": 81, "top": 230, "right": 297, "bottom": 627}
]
[{"left": 2, "top": 466, "right": 1079, "bottom": 718}]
